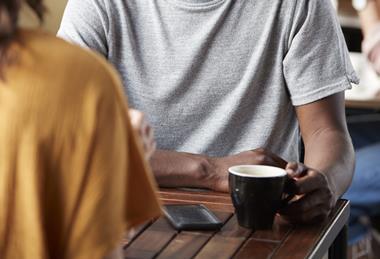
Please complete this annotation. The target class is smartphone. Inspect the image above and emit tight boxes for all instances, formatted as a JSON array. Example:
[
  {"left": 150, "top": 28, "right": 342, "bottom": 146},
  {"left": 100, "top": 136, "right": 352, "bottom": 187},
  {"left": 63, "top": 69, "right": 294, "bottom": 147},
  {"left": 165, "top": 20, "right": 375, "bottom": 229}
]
[{"left": 163, "top": 204, "right": 223, "bottom": 231}]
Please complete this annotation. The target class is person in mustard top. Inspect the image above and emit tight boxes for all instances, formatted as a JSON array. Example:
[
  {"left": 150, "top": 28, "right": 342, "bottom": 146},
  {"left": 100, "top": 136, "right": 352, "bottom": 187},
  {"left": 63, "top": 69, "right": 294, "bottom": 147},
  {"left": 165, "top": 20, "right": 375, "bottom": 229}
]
[{"left": 0, "top": 1, "right": 162, "bottom": 259}]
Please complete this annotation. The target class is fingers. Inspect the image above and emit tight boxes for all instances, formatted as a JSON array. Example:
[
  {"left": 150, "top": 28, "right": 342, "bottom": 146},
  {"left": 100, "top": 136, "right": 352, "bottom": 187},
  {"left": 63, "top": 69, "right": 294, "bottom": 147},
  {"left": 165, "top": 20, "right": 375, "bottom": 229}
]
[
  {"left": 294, "top": 170, "right": 329, "bottom": 194},
  {"left": 280, "top": 162, "right": 336, "bottom": 224},
  {"left": 128, "top": 109, "right": 143, "bottom": 129},
  {"left": 145, "top": 131, "right": 157, "bottom": 160},
  {"left": 280, "top": 189, "right": 334, "bottom": 217},
  {"left": 282, "top": 203, "right": 329, "bottom": 224},
  {"left": 285, "top": 162, "right": 308, "bottom": 178},
  {"left": 248, "top": 148, "right": 287, "bottom": 168},
  {"left": 128, "top": 109, "right": 156, "bottom": 160},
  {"left": 141, "top": 123, "right": 156, "bottom": 160},
  {"left": 286, "top": 163, "right": 332, "bottom": 195},
  {"left": 281, "top": 199, "right": 332, "bottom": 223},
  {"left": 264, "top": 149, "right": 287, "bottom": 168}
]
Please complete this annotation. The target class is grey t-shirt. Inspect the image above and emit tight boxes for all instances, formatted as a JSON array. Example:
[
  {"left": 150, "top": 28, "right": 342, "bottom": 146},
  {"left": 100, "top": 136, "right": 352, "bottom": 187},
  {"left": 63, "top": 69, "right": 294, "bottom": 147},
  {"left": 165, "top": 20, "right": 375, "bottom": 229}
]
[{"left": 58, "top": 0, "right": 358, "bottom": 161}]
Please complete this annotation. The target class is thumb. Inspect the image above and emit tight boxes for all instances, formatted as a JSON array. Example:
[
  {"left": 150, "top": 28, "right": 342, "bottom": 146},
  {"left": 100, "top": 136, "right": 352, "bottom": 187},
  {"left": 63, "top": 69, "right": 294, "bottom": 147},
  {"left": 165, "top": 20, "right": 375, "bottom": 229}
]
[{"left": 285, "top": 162, "right": 308, "bottom": 178}]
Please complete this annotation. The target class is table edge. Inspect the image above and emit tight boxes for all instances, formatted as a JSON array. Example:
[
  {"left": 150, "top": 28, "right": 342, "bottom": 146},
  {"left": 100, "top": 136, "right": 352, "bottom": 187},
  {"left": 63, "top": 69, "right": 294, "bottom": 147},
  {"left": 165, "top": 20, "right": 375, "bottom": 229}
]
[
  {"left": 345, "top": 99, "right": 380, "bottom": 110},
  {"left": 307, "top": 200, "right": 350, "bottom": 259}
]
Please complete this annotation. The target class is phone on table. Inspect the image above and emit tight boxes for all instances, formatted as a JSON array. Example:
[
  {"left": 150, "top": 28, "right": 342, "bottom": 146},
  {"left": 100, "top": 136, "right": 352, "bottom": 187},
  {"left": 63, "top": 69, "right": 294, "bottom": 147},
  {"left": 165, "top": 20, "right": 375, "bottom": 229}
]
[{"left": 163, "top": 204, "right": 223, "bottom": 231}]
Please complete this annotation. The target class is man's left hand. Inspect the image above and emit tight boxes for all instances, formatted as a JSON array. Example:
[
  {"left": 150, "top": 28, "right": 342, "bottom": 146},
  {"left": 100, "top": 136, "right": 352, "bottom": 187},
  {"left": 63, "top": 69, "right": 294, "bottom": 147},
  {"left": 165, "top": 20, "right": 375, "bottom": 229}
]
[{"left": 279, "top": 162, "right": 337, "bottom": 224}]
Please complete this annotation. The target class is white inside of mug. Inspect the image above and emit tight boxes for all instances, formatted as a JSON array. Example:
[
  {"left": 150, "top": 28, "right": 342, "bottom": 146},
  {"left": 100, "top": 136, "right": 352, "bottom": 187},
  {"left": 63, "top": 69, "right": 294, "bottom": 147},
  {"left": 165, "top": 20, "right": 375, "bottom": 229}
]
[{"left": 228, "top": 165, "right": 286, "bottom": 178}]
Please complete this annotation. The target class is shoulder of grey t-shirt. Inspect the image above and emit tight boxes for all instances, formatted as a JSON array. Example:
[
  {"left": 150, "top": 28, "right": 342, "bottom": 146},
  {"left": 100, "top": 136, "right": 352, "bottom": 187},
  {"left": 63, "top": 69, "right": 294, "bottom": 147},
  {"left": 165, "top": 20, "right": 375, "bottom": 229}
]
[
  {"left": 283, "top": 0, "right": 359, "bottom": 106},
  {"left": 57, "top": 0, "right": 109, "bottom": 56},
  {"left": 57, "top": 0, "right": 359, "bottom": 107}
]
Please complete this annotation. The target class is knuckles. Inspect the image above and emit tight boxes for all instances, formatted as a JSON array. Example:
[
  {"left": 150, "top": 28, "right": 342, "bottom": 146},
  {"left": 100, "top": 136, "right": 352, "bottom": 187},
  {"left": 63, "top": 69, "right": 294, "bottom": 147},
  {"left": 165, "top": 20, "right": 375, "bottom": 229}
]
[
  {"left": 249, "top": 148, "right": 271, "bottom": 164},
  {"left": 286, "top": 162, "right": 298, "bottom": 170},
  {"left": 253, "top": 147, "right": 267, "bottom": 154}
]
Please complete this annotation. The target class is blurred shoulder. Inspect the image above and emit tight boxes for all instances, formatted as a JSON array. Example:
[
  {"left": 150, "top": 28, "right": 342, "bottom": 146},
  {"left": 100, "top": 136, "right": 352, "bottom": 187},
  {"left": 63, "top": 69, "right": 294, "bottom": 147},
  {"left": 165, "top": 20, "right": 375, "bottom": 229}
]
[{"left": 21, "top": 29, "right": 123, "bottom": 96}]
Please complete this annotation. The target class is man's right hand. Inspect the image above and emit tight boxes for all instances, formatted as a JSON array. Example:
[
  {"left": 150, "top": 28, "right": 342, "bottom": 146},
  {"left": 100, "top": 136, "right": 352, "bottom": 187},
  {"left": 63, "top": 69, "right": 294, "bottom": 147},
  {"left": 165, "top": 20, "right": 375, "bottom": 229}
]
[
  {"left": 205, "top": 148, "right": 288, "bottom": 192},
  {"left": 152, "top": 148, "right": 287, "bottom": 193}
]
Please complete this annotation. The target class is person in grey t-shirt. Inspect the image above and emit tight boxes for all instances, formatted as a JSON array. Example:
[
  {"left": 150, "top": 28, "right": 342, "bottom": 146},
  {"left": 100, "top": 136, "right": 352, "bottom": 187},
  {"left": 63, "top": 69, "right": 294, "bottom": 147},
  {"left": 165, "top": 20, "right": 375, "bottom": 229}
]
[{"left": 58, "top": 0, "right": 358, "bottom": 223}]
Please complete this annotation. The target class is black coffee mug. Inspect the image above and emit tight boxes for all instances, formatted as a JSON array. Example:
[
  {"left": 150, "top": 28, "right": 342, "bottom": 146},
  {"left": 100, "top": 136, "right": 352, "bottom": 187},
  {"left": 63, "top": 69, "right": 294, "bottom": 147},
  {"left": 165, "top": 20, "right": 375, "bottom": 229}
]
[{"left": 229, "top": 165, "right": 295, "bottom": 230}]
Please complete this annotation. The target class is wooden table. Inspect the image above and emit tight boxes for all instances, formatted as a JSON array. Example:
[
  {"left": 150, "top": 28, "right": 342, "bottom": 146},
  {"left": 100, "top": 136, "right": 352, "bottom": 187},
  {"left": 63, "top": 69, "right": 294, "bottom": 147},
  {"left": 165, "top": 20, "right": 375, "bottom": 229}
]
[
  {"left": 123, "top": 189, "right": 350, "bottom": 259},
  {"left": 346, "top": 99, "right": 380, "bottom": 110},
  {"left": 338, "top": 0, "right": 361, "bottom": 29}
]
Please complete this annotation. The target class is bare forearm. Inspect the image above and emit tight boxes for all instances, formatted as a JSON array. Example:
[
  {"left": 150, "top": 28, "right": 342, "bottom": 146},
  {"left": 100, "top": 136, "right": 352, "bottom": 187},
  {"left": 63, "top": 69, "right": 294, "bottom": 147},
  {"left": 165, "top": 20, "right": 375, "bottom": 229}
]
[
  {"left": 303, "top": 129, "right": 355, "bottom": 199},
  {"left": 150, "top": 148, "right": 288, "bottom": 192},
  {"left": 150, "top": 150, "right": 210, "bottom": 188}
]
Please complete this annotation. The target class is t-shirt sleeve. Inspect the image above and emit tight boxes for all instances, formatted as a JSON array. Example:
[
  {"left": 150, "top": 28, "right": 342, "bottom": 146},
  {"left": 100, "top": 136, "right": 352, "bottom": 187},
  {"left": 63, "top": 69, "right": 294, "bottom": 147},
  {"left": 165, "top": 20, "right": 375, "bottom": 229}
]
[
  {"left": 283, "top": 0, "right": 359, "bottom": 106},
  {"left": 57, "top": 0, "right": 108, "bottom": 56}
]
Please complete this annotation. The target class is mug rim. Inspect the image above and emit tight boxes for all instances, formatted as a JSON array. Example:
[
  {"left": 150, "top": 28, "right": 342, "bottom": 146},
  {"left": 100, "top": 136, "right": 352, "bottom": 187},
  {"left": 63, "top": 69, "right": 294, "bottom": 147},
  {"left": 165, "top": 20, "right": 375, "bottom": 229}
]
[{"left": 228, "top": 165, "right": 286, "bottom": 178}]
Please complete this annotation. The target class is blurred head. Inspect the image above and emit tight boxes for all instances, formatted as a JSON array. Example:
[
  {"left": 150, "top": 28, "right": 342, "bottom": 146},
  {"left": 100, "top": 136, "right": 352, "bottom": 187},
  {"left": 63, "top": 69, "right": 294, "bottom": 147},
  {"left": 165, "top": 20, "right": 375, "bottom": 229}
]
[{"left": 0, "top": 0, "right": 45, "bottom": 76}]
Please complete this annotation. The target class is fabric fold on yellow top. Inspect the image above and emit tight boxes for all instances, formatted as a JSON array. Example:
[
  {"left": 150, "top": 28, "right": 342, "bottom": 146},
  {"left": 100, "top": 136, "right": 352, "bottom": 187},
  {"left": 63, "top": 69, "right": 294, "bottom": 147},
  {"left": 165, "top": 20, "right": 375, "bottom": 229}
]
[{"left": 0, "top": 29, "right": 162, "bottom": 259}]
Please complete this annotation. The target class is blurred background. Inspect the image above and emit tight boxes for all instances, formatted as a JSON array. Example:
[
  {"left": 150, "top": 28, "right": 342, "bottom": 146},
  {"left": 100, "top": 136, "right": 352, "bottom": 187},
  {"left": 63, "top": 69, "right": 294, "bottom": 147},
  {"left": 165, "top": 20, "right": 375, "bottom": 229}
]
[{"left": 19, "top": 0, "right": 67, "bottom": 33}]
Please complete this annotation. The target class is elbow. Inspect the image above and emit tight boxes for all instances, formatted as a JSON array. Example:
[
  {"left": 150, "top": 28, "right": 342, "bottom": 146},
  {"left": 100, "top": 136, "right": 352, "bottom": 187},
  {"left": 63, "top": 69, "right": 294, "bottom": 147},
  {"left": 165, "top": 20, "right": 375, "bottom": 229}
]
[{"left": 343, "top": 133, "right": 356, "bottom": 193}]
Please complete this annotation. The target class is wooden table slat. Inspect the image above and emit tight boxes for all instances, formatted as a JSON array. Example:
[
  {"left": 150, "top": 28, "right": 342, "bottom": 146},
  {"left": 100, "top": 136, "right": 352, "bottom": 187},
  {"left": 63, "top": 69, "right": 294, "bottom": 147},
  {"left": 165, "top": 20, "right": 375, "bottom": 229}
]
[
  {"left": 232, "top": 216, "right": 293, "bottom": 259},
  {"left": 159, "top": 191, "right": 232, "bottom": 203},
  {"left": 156, "top": 232, "right": 212, "bottom": 259},
  {"left": 272, "top": 200, "right": 349, "bottom": 259},
  {"left": 123, "top": 220, "right": 154, "bottom": 248},
  {"left": 345, "top": 99, "right": 380, "bottom": 110},
  {"left": 233, "top": 239, "right": 279, "bottom": 259},
  {"left": 157, "top": 211, "right": 232, "bottom": 259},
  {"left": 161, "top": 199, "right": 235, "bottom": 213},
  {"left": 159, "top": 188, "right": 230, "bottom": 197},
  {"left": 124, "top": 218, "right": 177, "bottom": 259},
  {"left": 250, "top": 215, "right": 293, "bottom": 242},
  {"left": 194, "top": 216, "right": 252, "bottom": 259},
  {"left": 271, "top": 225, "right": 324, "bottom": 259}
]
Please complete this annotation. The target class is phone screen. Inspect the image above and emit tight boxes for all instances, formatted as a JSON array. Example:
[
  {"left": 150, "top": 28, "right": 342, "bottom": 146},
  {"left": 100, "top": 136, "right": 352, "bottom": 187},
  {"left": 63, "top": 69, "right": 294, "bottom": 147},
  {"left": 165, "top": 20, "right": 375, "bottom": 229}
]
[{"left": 163, "top": 204, "right": 223, "bottom": 231}]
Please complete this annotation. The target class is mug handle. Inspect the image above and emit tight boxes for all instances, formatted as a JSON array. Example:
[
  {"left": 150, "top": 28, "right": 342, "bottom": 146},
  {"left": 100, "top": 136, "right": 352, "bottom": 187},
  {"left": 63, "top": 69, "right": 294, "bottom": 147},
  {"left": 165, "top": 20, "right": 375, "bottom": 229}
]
[{"left": 280, "top": 177, "right": 296, "bottom": 210}]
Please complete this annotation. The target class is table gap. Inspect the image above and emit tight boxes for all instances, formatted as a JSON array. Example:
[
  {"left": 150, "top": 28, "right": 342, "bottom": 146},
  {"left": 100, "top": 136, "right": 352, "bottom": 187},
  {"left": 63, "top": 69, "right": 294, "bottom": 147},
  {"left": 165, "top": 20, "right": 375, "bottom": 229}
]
[
  {"left": 153, "top": 231, "right": 179, "bottom": 259},
  {"left": 191, "top": 213, "right": 235, "bottom": 257},
  {"left": 123, "top": 220, "right": 154, "bottom": 249},
  {"left": 267, "top": 227, "right": 293, "bottom": 259},
  {"left": 124, "top": 218, "right": 178, "bottom": 259},
  {"left": 156, "top": 211, "right": 233, "bottom": 259}
]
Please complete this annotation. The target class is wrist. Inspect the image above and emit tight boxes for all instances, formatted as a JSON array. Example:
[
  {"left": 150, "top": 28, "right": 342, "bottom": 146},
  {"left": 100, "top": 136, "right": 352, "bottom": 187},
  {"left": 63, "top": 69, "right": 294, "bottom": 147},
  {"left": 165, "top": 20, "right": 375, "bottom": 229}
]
[
  {"left": 187, "top": 154, "right": 215, "bottom": 188},
  {"left": 197, "top": 156, "right": 229, "bottom": 191},
  {"left": 151, "top": 150, "right": 212, "bottom": 188},
  {"left": 198, "top": 156, "right": 218, "bottom": 187}
]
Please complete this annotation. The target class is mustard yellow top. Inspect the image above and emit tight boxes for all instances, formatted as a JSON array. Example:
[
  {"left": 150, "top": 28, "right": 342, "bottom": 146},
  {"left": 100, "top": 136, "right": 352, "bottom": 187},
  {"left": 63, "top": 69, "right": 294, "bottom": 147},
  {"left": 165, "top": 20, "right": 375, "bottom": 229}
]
[{"left": 0, "top": 29, "right": 162, "bottom": 259}]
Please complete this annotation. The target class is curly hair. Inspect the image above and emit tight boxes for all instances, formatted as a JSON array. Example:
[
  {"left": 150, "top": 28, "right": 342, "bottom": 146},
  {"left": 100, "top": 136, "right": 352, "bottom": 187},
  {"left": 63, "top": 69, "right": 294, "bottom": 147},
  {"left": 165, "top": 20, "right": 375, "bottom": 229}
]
[{"left": 0, "top": 0, "right": 45, "bottom": 78}]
